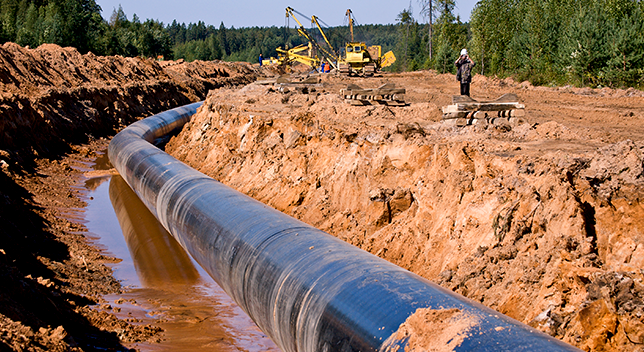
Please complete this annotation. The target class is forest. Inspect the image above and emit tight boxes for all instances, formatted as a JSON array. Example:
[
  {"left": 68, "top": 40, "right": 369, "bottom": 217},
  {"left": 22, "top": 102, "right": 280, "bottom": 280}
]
[
  {"left": 470, "top": 0, "right": 644, "bottom": 87},
  {"left": 0, "top": 0, "right": 642, "bottom": 88}
]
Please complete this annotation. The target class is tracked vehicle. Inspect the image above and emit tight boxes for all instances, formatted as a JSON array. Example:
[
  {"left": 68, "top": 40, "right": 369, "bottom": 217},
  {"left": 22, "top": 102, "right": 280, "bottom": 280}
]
[{"left": 337, "top": 9, "right": 396, "bottom": 76}]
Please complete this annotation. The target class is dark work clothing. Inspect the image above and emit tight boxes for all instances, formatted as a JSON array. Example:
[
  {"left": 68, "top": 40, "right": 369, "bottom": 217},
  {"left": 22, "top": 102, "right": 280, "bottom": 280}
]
[
  {"left": 455, "top": 56, "right": 475, "bottom": 83},
  {"left": 455, "top": 55, "right": 475, "bottom": 96},
  {"left": 460, "top": 82, "right": 470, "bottom": 96}
]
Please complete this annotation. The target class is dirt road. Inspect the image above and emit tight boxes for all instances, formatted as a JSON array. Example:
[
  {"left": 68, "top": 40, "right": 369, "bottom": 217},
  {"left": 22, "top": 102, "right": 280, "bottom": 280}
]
[{"left": 166, "top": 71, "right": 644, "bottom": 351}]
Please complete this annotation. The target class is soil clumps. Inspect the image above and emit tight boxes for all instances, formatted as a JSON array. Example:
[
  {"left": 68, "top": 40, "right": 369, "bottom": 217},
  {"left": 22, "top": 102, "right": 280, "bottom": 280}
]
[
  {"left": 0, "top": 42, "right": 255, "bottom": 170},
  {"left": 166, "top": 70, "right": 644, "bottom": 351}
]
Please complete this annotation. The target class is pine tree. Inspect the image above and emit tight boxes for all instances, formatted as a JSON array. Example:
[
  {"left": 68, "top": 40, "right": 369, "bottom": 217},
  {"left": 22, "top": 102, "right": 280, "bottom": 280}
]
[
  {"left": 15, "top": 2, "right": 37, "bottom": 47},
  {"left": 605, "top": 5, "right": 644, "bottom": 86},
  {"left": 219, "top": 21, "right": 229, "bottom": 56},
  {"left": 396, "top": 7, "right": 414, "bottom": 68},
  {"left": 418, "top": 0, "right": 437, "bottom": 60},
  {"left": 430, "top": 0, "right": 467, "bottom": 73},
  {"left": 41, "top": 2, "right": 63, "bottom": 44},
  {"left": 560, "top": 0, "right": 610, "bottom": 86},
  {"left": 1, "top": 0, "right": 18, "bottom": 40},
  {"left": 109, "top": 5, "right": 127, "bottom": 28}
]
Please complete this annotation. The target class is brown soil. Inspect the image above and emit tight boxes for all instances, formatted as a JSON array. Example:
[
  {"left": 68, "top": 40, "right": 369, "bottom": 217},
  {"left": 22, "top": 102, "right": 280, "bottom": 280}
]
[
  {"left": 0, "top": 43, "right": 258, "bottom": 351},
  {"left": 0, "top": 42, "right": 255, "bottom": 169},
  {"left": 382, "top": 308, "right": 480, "bottom": 352},
  {"left": 166, "top": 71, "right": 644, "bottom": 351}
]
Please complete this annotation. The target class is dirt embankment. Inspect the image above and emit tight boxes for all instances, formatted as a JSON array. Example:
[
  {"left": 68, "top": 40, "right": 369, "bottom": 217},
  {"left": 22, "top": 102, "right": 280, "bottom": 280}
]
[
  {"left": 0, "top": 43, "right": 259, "bottom": 351},
  {"left": 166, "top": 71, "right": 644, "bottom": 351},
  {"left": 0, "top": 42, "right": 256, "bottom": 168}
]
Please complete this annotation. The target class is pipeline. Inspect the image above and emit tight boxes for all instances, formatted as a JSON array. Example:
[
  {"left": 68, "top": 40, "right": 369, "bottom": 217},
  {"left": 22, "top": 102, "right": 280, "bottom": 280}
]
[{"left": 108, "top": 102, "right": 580, "bottom": 352}]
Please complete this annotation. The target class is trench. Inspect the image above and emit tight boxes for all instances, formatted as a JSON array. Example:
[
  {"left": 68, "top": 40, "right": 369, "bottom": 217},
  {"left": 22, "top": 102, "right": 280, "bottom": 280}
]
[
  {"left": 75, "top": 149, "right": 280, "bottom": 351},
  {"left": 105, "top": 103, "right": 584, "bottom": 351}
]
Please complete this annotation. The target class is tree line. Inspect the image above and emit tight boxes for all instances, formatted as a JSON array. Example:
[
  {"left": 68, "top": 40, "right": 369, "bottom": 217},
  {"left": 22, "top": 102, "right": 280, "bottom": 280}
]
[
  {"left": 0, "top": 0, "right": 641, "bottom": 88},
  {"left": 0, "top": 0, "right": 172, "bottom": 58},
  {"left": 393, "top": 0, "right": 643, "bottom": 88},
  {"left": 167, "top": 19, "right": 399, "bottom": 64},
  {"left": 468, "top": 0, "right": 644, "bottom": 87}
]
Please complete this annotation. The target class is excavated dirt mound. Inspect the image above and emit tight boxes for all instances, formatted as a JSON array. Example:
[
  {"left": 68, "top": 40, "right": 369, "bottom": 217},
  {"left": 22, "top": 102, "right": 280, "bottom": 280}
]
[
  {"left": 0, "top": 42, "right": 256, "bottom": 169},
  {"left": 166, "top": 71, "right": 644, "bottom": 351},
  {"left": 0, "top": 43, "right": 259, "bottom": 351}
]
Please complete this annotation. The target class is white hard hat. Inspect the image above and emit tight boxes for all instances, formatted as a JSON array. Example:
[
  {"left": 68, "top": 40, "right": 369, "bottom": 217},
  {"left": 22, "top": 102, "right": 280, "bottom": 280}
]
[{"left": 461, "top": 49, "right": 468, "bottom": 56}]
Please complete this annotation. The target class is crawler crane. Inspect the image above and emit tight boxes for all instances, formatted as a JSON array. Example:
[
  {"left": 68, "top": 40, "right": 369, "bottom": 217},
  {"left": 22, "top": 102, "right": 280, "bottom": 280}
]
[
  {"left": 338, "top": 9, "right": 396, "bottom": 76},
  {"left": 276, "top": 7, "right": 338, "bottom": 71}
]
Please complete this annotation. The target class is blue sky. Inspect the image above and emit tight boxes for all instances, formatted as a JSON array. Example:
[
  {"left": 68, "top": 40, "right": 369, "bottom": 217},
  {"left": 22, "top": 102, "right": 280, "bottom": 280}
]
[{"left": 95, "top": 0, "right": 478, "bottom": 28}]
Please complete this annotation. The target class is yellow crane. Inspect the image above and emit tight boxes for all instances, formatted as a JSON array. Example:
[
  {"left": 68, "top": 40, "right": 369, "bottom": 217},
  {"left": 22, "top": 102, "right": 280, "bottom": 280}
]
[
  {"left": 338, "top": 9, "right": 396, "bottom": 76},
  {"left": 311, "top": 14, "right": 336, "bottom": 60},
  {"left": 276, "top": 7, "right": 338, "bottom": 71}
]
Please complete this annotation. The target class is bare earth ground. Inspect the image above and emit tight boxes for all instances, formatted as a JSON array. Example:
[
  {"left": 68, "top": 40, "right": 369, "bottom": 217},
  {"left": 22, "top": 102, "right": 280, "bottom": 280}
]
[
  {"left": 0, "top": 43, "right": 257, "bottom": 351},
  {"left": 166, "top": 71, "right": 644, "bottom": 351},
  {"left": 2, "top": 41, "right": 644, "bottom": 351}
]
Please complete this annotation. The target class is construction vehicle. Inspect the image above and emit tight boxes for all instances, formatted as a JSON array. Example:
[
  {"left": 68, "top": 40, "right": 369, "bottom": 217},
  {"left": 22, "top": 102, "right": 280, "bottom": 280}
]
[
  {"left": 275, "top": 43, "right": 318, "bottom": 68},
  {"left": 275, "top": 7, "right": 338, "bottom": 71},
  {"left": 338, "top": 9, "right": 396, "bottom": 76}
]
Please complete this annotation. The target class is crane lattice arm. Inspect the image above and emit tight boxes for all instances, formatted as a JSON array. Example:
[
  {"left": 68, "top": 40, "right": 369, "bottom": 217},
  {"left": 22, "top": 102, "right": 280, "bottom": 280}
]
[
  {"left": 285, "top": 7, "right": 338, "bottom": 69},
  {"left": 311, "top": 15, "right": 336, "bottom": 57},
  {"left": 345, "top": 9, "right": 355, "bottom": 42}
]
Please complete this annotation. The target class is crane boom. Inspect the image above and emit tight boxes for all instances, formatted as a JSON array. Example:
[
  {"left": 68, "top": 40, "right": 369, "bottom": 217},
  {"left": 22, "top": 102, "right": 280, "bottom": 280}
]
[
  {"left": 311, "top": 15, "right": 335, "bottom": 56},
  {"left": 285, "top": 7, "right": 338, "bottom": 69},
  {"left": 345, "top": 9, "right": 354, "bottom": 42},
  {"left": 285, "top": 7, "right": 306, "bottom": 29}
]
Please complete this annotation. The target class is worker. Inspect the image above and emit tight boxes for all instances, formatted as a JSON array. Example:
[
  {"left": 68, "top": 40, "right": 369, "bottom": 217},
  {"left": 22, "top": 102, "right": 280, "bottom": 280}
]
[
  {"left": 259, "top": 53, "right": 263, "bottom": 67},
  {"left": 455, "top": 49, "right": 475, "bottom": 96},
  {"left": 324, "top": 61, "right": 330, "bottom": 73}
]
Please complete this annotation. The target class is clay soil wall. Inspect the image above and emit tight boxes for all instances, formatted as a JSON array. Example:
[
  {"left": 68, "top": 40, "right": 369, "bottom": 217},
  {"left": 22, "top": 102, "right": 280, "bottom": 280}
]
[{"left": 166, "top": 72, "right": 644, "bottom": 351}]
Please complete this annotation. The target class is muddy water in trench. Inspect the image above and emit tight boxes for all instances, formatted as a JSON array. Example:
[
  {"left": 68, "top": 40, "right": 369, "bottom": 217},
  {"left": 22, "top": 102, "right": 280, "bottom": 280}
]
[{"left": 79, "top": 151, "right": 280, "bottom": 351}]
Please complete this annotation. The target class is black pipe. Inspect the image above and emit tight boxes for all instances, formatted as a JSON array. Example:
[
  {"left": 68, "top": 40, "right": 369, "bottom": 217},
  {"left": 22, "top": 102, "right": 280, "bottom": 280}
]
[{"left": 108, "top": 102, "right": 580, "bottom": 352}]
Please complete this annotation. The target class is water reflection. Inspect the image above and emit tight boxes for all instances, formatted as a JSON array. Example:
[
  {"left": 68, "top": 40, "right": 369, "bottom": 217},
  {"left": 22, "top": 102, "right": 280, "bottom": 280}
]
[
  {"left": 84, "top": 175, "right": 110, "bottom": 192},
  {"left": 88, "top": 174, "right": 280, "bottom": 351},
  {"left": 109, "top": 175, "right": 200, "bottom": 288},
  {"left": 93, "top": 151, "right": 112, "bottom": 171}
]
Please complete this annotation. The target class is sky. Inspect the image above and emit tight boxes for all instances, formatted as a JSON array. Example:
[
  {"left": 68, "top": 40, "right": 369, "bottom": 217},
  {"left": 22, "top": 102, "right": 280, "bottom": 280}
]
[{"left": 95, "top": 0, "right": 478, "bottom": 28}]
